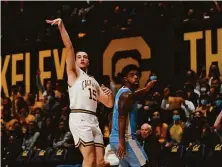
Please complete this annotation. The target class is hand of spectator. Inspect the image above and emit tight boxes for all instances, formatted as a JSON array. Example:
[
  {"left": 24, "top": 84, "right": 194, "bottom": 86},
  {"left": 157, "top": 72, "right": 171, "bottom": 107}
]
[
  {"left": 64, "top": 143, "right": 73, "bottom": 148},
  {"left": 144, "top": 105, "right": 149, "bottom": 111},
  {"left": 165, "top": 142, "right": 172, "bottom": 148},
  {"left": 210, "top": 126, "right": 216, "bottom": 132},
  {"left": 62, "top": 106, "right": 68, "bottom": 111}
]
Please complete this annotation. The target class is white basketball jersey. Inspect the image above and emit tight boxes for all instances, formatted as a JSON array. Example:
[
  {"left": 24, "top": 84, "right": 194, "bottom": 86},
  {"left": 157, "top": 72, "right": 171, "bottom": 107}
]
[{"left": 68, "top": 69, "right": 100, "bottom": 113}]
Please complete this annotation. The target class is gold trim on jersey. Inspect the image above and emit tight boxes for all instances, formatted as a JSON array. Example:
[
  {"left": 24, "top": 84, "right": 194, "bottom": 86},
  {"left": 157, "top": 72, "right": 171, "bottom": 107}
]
[
  {"left": 71, "top": 109, "right": 97, "bottom": 116},
  {"left": 75, "top": 138, "right": 95, "bottom": 148},
  {"left": 94, "top": 142, "right": 104, "bottom": 148}
]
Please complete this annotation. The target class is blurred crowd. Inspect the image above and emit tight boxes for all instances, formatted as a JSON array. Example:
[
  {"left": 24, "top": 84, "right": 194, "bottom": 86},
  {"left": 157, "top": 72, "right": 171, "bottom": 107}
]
[{"left": 1, "top": 63, "right": 222, "bottom": 167}]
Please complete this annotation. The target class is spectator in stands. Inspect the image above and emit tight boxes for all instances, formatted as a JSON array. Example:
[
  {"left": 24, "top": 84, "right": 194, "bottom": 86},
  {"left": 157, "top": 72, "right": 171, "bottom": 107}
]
[
  {"left": 166, "top": 111, "right": 184, "bottom": 146},
  {"left": 17, "top": 83, "right": 28, "bottom": 102},
  {"left": 4, "top": 122, "right": 23, "bottom": 167},
  {"left": 22, "top": 121, "right": 40, "bottom": 150},
  {"left": 208, "top": 63, "right": 220, "bottom": 85},
  {"left": 26, "top": 92, "right": 36, "bottom": 107},
  {"left": 37, "top": 116, "right": 55, "bottom": 149},
  {"left": 215, "top": 94, "right": 222, "bottom": 112},
  {"left": 196, "top": 94, "right": 211, "bottom": 117},
  {"left": 54, "top": 80, "right": 63, "bottom": 100},
  {"left": 208, "top": 86, "right": 217, "bottom": 103},
  {"left": 184, "top": 81, "right": 199, "bottom": 107},
  {"left": 1, "top": 97, "right": 12, "bottom": 122},
  {"left": 43, "top": 91, "right": 61, "bottom": 123},
  {"left": 161, "top": 85, "right": 172, "bottom": 110},
  {"left": 137, "top": 123, "right": 159, "bottom": 167},
  {"left": 36, "top": 69, "right": 52, "bottom": 97},
  {"left": 151, "top": 111, "right": 168, "bottom": 145},
  {"left": 176, "top": 90, "right": 195, "bottom": 121},
  {"left": 12, "top": 97, "right": 30, "bottom": 129},
  {"left": 137, "top": 92, "right": 160, "bottom": 128},
  {"left": 205, "top": 94, "right": 221, "bottom": 127},
  {"left": 53, "top": 120, "right": 72, "bottom": 149},
  {"left": 138, "top": 123, "right": 152, "bottom": 148},
  {"left": 59, "top": 106, "right": 69, "bottom": 123},
  {"left": 7, "top": 119, "right": 23, "bottom": 140},
  {"left": 33, "top": 108, "right": 44, "bottom": 129},
  {"left": 199, "top": 82, "right": 210, "bottom": 96},
  {"left": 150, "top": 111, "right": 168, "bottom": 166},
  {"left": 145, "top": 72, "right": 163, "bottom": 94},
  {"left": 185, "top": 69, "right": 197, "bottom": 87},
  {"left": 211, "top": 77, "right": 222, "bottom": 94},
  {"left": 182, "top": 111, "right": 211, "bottom": 147}
]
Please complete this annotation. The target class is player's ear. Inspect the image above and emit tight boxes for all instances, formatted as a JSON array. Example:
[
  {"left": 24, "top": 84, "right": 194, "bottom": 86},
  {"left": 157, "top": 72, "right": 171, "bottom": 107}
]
[{"left": 123, "top": 76, "right": 127, "bottom": 83}]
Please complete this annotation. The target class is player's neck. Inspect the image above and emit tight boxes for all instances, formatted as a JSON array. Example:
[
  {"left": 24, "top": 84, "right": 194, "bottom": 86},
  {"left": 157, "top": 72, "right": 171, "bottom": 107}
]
[
  {"left": 123, "top": 84, "right": 135, "bottom": 91},
  {"left": 81, "top": 67, "right": 88, "bottom": 74}
]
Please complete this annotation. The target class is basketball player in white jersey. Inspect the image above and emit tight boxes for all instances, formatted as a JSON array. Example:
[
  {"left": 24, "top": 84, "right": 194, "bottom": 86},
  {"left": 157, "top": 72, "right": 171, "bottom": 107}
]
[{"left": 46, "top": 18, "right": 114, "bottom": 167}]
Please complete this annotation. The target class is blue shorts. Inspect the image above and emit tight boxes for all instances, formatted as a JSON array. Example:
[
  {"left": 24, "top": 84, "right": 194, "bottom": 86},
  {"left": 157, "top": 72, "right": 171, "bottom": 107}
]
[{"left": 110, "top": 139, "right": 148, "bottom": 167}]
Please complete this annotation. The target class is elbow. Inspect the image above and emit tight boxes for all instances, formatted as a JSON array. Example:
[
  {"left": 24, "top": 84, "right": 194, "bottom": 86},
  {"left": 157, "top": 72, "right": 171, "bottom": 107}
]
[{"left": 66, "top": 45, "right": 73, "bottom": 51}]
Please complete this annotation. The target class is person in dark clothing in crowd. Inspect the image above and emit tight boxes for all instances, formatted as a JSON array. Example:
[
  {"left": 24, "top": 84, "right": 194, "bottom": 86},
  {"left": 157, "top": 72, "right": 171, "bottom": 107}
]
[
  {"left": 185, "top": 69, "right": 197, "bottom": 87},
  {"left": 184, "top": 81, "right": 199, "bottom": 107},
  {"left": 182, "top": 111, "right": 210, "bottom": 147},
  {"left": 208, "top": 63, "right": 221, "bottom": 85},
  {"left": 22, "top": 121, "right": 40, "bottom": 150},
  {"left": 150, "top": 111, "right": 168, "bottom": 167},
  {"left": 137, "top": 123, "right": 158, "bottom": 167},
  {"left": 43, "top": 91, "right": 61, "bottom": 124},
  {"left": 53, "top": 120, "right": 72, "bottom": 149},
  {"left": 1, "top": 97, "right": 12, "bottom": 122},
  {"left": 211, "top": 77, "right": 221, "bottom": 94},
  {"left": 37, "top": 116, "right": 55, "bottom": 149},
  {"left": 3, "top": 120, "right": 23, "bottom": 167}
]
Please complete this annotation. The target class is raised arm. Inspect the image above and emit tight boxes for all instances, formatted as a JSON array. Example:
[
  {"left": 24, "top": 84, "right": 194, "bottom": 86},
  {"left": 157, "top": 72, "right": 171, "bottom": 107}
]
[
  {"left": 46, "top": 18, "right": 80, "bottom": 86},
  {"left": 36, "top": 69, "right": 45, "bottom": 93},
  {"left": 131, "top": 80, "right": 157, "bottom": 101}
]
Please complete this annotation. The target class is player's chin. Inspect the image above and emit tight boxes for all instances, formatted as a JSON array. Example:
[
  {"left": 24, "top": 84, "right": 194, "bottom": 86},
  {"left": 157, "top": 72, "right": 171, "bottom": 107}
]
[
  {"left": 134, "top": 81, "right": 139, "bottom": 85},
  {"left": 79, "top": 64, "right": 87, "bottom": 68},
  {"left": 134, "top": 82, "right": 139, "bottom": 88}
]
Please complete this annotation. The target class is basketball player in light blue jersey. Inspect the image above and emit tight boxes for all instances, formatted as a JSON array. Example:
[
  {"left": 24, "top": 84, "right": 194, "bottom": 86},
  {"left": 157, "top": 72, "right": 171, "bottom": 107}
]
[{"left": 109, "top": 65, "right": 156, "bottom": 167}]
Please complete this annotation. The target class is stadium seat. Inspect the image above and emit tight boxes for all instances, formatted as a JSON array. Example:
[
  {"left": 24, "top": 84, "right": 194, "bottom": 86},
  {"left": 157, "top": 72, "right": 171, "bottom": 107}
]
[
  {"left": 163, "top": 144, "right": 185, "bottom": 167},
  {"left": 183, "top": 143, "right": 206, "bottom": 167},
  {"left": 30, "top": 147, "right": 53, "bottom": 165},
  {"left": 16, "top": 149, "right": 34, "bottom": 165}
]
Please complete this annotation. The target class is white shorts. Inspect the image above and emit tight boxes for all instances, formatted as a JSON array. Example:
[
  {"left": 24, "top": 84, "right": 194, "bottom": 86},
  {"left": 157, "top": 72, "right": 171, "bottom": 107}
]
[{"left": 69, "top": 112, "right": 104, "bottom": 148}]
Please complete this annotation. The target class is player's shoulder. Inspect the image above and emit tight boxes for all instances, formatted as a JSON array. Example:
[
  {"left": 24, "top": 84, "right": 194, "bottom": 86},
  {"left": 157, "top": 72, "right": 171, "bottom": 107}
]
[
  {"left": 118, "top": 88, "right": 132, "bottom": 99},
  {"left": 87, "top": 74, "right": 100, "bottom": 85}
]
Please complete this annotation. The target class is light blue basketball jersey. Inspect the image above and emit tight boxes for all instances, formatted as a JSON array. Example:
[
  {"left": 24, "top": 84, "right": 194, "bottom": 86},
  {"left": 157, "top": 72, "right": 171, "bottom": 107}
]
[{"left": 109, "top": 87, "right": 138, "bottom": 143}]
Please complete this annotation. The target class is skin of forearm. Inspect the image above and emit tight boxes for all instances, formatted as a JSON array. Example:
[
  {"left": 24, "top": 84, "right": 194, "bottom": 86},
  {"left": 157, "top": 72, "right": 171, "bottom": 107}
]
[
  {"left": 58, "top": 24, "right": 73, "bottom": 49},
  {"left": 119, "top": 116, "right": 126, "bottom": 144}
]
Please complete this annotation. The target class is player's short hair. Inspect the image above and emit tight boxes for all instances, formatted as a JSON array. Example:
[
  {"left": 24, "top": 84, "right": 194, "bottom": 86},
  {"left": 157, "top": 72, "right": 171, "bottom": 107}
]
[
  {"left": 75, "top": 48, "right": 89, "bottom": 57},
  {"left": 120, "top": 64, "right": 140, "bottom": 78}
]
